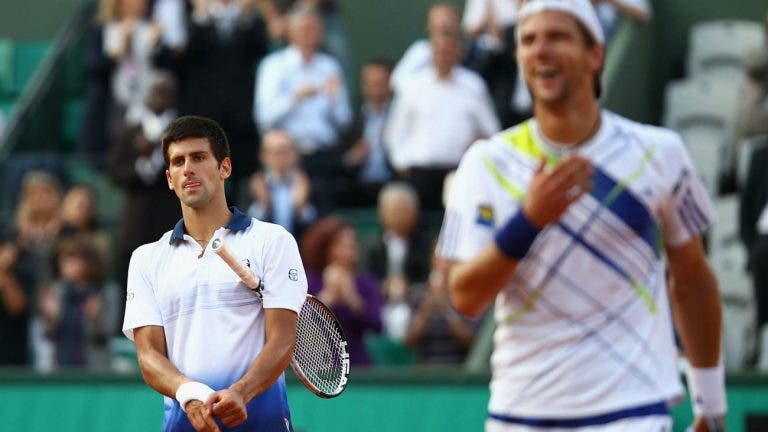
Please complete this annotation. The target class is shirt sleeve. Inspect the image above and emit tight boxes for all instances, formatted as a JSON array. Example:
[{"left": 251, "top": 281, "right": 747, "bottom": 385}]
[
  {"left": 657, "top": 133, "right": 715, "bottom": 247},
  {"left": 261, "top": 226, "right": 308, "bottom": 313},
  {"left": 255, "top": 55, "right": 294, "bottom": 132},
  {"left": 122, "top": 246, "right": 164, "bottom": 341},
  {"left": 437, "top": 143, "right": 500, "bottom": 261}
]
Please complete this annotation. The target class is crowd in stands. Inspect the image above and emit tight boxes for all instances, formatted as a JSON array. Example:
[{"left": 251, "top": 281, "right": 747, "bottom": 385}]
[{"left": 5, "top": 0, "right": 719, "bottom": 372}]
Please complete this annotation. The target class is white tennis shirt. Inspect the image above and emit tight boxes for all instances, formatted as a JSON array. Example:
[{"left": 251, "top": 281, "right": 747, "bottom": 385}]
[
  {"left": 439, "top": 111, "right": 714, "bottom": 418},
  {"left": 123, "top": 208, "right": 307, "bottom": 431}
]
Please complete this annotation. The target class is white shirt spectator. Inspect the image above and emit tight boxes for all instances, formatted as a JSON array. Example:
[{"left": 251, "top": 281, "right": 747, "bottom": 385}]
[
  {"left": 153, "top": 0, "right": 187, "bottom": 49},
  {"left": 255, "top": 46, "right": 352, "bottom": 154},
  {"left": 390, "top": 40, "right": 432, "bottom": 95},
  {"left": 386, "top": 66, "right": 500, "bottom": 171},
  {"left": 462, "top": 0, "right": 519, "bottom": 33}
]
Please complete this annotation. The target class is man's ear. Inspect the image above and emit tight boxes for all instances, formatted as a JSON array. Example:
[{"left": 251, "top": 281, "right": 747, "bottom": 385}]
[
  {"left": 220, "top": 157, "right": 232, "bottom": 180},
  {"left": 166, "top": 169, "right": 173, "bottom": 190}
]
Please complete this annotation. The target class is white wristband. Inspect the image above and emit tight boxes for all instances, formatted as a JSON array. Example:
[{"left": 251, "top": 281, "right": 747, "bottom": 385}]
[
  {"left": 176, "top": 381, "right": 215, "bottom": 412},
  {"left": 685, "top": 365, "right": 727, "bottom": 417}
]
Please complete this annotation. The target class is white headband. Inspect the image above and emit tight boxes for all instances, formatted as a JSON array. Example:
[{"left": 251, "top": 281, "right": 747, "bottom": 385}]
[{"left": 518, "top": 0, "right": 605, "bottom": 45}]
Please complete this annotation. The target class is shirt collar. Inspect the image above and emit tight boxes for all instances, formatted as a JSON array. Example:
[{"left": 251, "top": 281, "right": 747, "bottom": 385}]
[{"left": 169, "top": 207, "right": 251, "bottom": 245}]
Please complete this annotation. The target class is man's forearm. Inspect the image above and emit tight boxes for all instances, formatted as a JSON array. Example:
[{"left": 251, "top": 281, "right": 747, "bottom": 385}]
[
  {"left": 230, "top": 338, "right": 294, "bottom": 402},
  {"left": 668, "top": 260, "right": 722, "bottom": 367},
  {"left": 137, "top": 346, "right": 191, "bottom": 399},
  {"left": 448, "top": 245, "right": 520, "bottom": 318}
]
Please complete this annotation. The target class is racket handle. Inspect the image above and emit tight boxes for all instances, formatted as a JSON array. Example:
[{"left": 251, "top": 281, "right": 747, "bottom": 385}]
[{"left": 211, "top": 238, "right": 261, "bottom": 290}]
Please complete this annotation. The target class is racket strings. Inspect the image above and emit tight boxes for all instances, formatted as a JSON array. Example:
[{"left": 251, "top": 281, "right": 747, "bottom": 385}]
[{"left": 294, "top": 300, "right": 346, "bottom": 395}]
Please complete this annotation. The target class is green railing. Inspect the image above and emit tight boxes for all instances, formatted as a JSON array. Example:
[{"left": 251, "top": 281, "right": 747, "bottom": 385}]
[{"left": 2, "top": 368, "right": 768, "bottom": 432}]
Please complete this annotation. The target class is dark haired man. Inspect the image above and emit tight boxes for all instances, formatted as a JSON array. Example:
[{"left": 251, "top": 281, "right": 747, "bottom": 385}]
[
  {"left": 124, "top": 115, "right": 307, "bottom": 431},
  {"left": 438, "top": 1, "right": 726, "bottom": 431}
]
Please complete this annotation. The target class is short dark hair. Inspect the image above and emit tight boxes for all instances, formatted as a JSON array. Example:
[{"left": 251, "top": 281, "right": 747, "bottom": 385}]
[
  {"left": 363, "top": 58, "right": 393, "bottom": 74},
  {"left": 162, "top": 115, "right": 231, "bottom": 167},
  {"left": 575, "top": 21, "right": 603, "bottom": 99}
]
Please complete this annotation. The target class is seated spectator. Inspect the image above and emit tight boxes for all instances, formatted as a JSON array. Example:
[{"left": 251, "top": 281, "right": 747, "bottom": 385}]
[
  {"left": 14, "top": 171, "right": 63, "bottom": 286},
  {"left": 0, "top": 225, "right": 37, "bottom": 366},
  {"left": 592, "top": 0, "right": 651, "bottom": 43},
  {"left": 59, "top": 184, "right": 112, "bottom": 263},
  {"left": 367, "top": 183, "right": 432, "bottom": 286},
  {"left": 300, "top": 216, "right": 382, "bottom": 365},
  {"left": 390, "top": 3, "right": 461, "bottom": 94},
  {"left": 336, "top": 59, "right": 394, "bottom": 206},
  {"left": 255, "top": 5, "right": 352, "bottom": 212},
  {"left": 12, "top": 170, "right": 64, "bottom": 371},
  {"left": 39, "top": 236, "right": 119, "bottom": 369},
  {"left": 108, "top": 70, "right": 181, "bottom": 290},
  {"left": 404, "top": 256, "right": 478, "bottom": 365},
  {"left": 386, "top": 28, "right": 500, "bottom": 210},
  {"left": 247, "top": 129, "right": 317, "bottom": 237}
]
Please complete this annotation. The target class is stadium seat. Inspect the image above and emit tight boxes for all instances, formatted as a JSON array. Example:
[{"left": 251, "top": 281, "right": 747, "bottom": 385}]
[
  {"left": 11, "top": 41, "right": 51, "bottom": 95},
  {"left": 709, "top": 195, "right": 756, "bottom": 370},
  {"left": 0, "top": 39, "right": 13, "bottom": 96},
  {"left": 662, "top": 78, "right": 742, "bottom": 195},
  {"left": 687, "top": 20, "right": 764, "bottom": 81},
  {"left": 737, "top": 136, "right": 768, "bottom": 189}
]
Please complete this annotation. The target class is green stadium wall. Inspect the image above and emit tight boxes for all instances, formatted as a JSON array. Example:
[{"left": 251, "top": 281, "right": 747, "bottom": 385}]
[{"left": 2, "top": 369, "right": 767, "bottom": 432}]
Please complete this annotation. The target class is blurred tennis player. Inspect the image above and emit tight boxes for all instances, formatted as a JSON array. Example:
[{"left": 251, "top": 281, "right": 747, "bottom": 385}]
[
  {"left": 438, "top": 1, "right": 726, "bottom": 431},
  {"left": 122, "top": 115, "right": 307, "bottom": 432}
]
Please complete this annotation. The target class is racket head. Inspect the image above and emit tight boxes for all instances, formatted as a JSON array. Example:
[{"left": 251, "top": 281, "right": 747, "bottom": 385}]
[{"left": 290, "top": 294, "right": 350, "bottom": 398}]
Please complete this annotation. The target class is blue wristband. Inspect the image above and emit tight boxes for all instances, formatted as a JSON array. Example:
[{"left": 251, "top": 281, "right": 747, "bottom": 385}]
[{"left": 494, "top": 211, "right": 542, "bottom": 260}]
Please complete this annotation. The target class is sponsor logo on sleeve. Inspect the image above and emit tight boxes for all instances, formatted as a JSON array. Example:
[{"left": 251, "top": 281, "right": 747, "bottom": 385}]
[
  {"left": 476, "top": 204, "right": 494, "bottom": 227},
  {"left": 288, "top": 269, "right": 299, "bottom": 281}
]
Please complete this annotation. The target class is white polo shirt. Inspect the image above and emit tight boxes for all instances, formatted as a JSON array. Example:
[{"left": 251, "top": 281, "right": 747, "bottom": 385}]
[
  {"left": 386, "top": 65, "right": 501, "bottom": 171},
  {"left": 123, "top": 207, "right": 307, "bottom": 431},
  {"left": 439, "top": 111, "right": 713, "bottom": 420}
]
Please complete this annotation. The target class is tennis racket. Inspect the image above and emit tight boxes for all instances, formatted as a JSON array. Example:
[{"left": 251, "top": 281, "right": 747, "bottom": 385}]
[{"left": 211, "top": 237, "right": 350, "bottom": 398}]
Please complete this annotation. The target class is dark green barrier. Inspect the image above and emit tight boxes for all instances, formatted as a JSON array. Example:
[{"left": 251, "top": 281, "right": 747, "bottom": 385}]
[{"left": 2, "top": 368, "right": 767, "bottom": 432}]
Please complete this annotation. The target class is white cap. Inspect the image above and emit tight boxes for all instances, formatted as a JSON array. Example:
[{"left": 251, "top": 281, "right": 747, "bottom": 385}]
[{"left": 518, "top": 0, "right": 605, "bottom": 45}]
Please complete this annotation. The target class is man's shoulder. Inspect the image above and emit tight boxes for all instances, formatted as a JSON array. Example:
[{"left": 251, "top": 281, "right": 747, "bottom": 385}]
[
  {"left": 131, "top": 230, "right": 174, "bottom": 261},
  {"left": 605, "top": 111, "right": 683, "bottom": 146}
]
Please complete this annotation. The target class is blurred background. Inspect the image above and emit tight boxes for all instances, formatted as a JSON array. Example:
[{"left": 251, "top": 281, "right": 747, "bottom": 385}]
[{"left": 0, "top": 0, "right": 767, "bottom": 430}]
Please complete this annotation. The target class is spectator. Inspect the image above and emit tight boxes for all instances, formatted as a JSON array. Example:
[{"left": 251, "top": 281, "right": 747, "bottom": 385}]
[
  {"left": 367, "top": 183, "right": 432, "bottom": 286},
  {"left": 739, "top": 11, "right": 768, "bottom": 369},
  {"left": 246, "top": 129, "right": 317, "bottom": 237},
  {"left": 79, "top": 0, "right": 161, "bottom": 163},
  {"left": 13, "top": 170, "right": 64, "bottom": 371},
  {"left": 59, "top": 184, "right": 112, "bottom": 264},
  {"left": 404, "top": 256, "right": 477, "bottom": 364},
  {"left": 386, "top": 28, "right": 500, "bottom": 210},
  {"left": 108, "top": 70, "right": 181, "bottom": 292},
  {"left": 336, "top": 59, "right": 394, "bottom": 207},
  {"left": 255, "top": 5, "right": 352, "bottom": 212},
  {"left": 592, "top": 0, "right": 651, "bottom": 43},
  {"left": 14, "top": 171, "right": 63, "bottom": 285},
  {"left": 180, "top": 0, "right": 269, "bottom": 190},
  {"left": 300, "top": 216, "right": 382, "bottom": 365},
  {"left": 736, "top": 13, "right": 768, "bottom": 144},
  {"left": 39, "top": 236, "right": 120, "bottom": 369},
  {"left": 0, "top": 226, "right": 37, "bottom": 366},
  {"left": 254, "top": 0, "right": 352, "bottom": 76},
  {"left": 390, "top": 3, "right": 462, "bottom": 94},
  {"left": 152, "top": 0, "right": 188, "bottom": 53},
  {"left": 102, "top": 0, "right": 163, "bottom": 124},
  {"left": 462, "top": 0, "right": 527, "bottom": 127}
]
